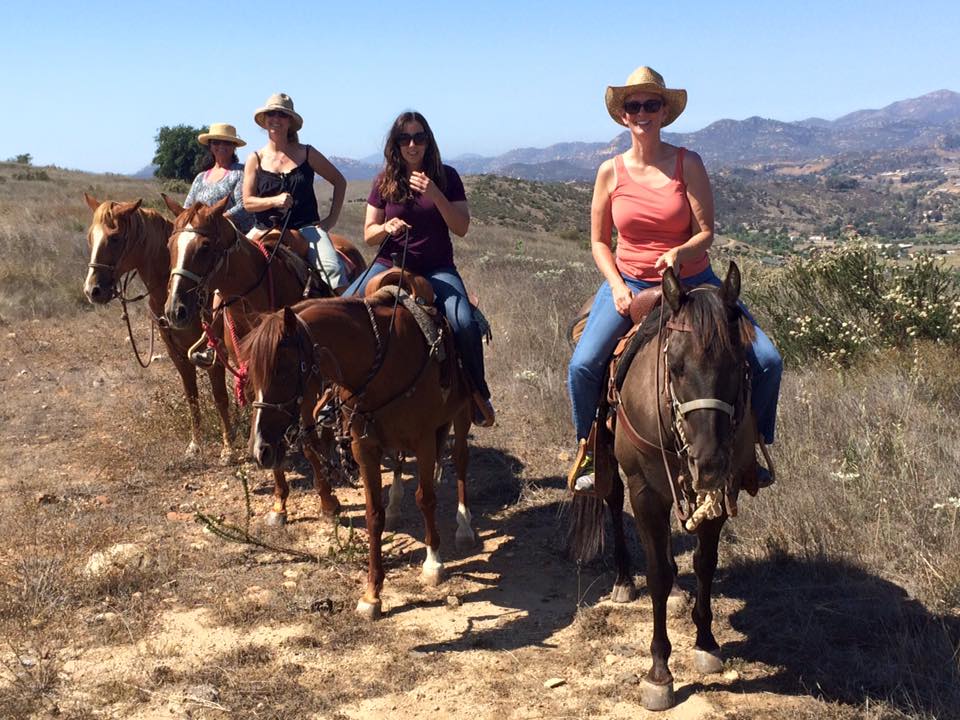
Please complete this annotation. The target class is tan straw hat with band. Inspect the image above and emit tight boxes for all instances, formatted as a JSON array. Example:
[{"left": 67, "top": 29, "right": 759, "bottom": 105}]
[
  {"left": 254, "top": 93, "right": 304, "bottom": 132},
  {"left": 605, "top": 66, "right": 687, "bottom": 127},
  {"left": 197, "top": 123, "right": 246, "bottom": 147}
]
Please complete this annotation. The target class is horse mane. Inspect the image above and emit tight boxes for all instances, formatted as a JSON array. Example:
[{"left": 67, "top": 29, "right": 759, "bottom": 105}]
[
  {"left": 92, "top": 202, "right": 171, "bottom": 240},
  {"left": 635, "top": 288, "right": 756, "bottom": 358},
  {"left": 238, "top": 310, "right": 287, "bottom": 392}
]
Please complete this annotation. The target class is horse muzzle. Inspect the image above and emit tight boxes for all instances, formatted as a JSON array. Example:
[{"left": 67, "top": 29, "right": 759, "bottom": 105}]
[
  {"left": 164, "top": 297, "right": 194, "bottom": 330},
  {"left": 251, "top": 434, "right": 286, "bottom": 469}
]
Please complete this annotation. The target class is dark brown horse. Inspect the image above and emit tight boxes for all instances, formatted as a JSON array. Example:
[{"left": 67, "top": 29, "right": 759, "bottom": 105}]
[
  {"left": 161, "top": 195, "right": 367, "bottom": 522},
  {"left": 572, "top": 263, "right": 757, "bottom": 712},
  {"left": 82, "top": 194, "right": 234, "bottom": 461},
  {"left": 239, "top": 296, "right": 476, "bottom": 619}
]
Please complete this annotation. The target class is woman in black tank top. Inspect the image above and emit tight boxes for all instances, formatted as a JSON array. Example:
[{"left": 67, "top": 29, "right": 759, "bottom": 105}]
[{"left": 242, "top": 93, "right": 348, "bottom": 288}]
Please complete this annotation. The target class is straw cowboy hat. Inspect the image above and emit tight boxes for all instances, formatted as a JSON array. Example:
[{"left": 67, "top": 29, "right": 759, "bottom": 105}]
[
  {"left": 197, "top": 123, "right": 246, "bottom": 147},
  {"left": 605, "top": 66, "right": 687, "bottom": 127},
  {"left": 254, "top": 93, "right": 304, "bottom": 132}
]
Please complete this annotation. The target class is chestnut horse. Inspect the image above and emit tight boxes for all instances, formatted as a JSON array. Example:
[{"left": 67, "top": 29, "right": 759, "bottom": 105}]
[
  {"left": 571, "top": 263, "right": 757, "bottom": 712},
  {"left": 82, "top": 194, "right": 233, "bottom": 461},
  {"left": 239, "top": 297, "right": 477, "bottom": 619},
  {"left": 161, "top": 195, "right": 366, "bottom": 522}
]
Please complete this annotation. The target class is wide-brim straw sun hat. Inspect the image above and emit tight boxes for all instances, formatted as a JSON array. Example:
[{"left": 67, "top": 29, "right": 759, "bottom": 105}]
[
  {"left": 605, "top": 66, "right": 687, "bottom": 127},
  {"left": 197, "top": 123, "right": 246, "bottom": 147},
  {"left": 254, "top": 93, "right": 304, "bottom": 132}
]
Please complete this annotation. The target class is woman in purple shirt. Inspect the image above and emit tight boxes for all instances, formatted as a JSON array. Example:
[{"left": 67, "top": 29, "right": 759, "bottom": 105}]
[{"left": 345, "top": 111, "right": 494, "bottom": 426}]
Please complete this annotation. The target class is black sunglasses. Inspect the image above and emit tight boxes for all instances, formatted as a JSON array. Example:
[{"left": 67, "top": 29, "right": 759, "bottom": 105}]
[
  {"left": 264, "top": 110, "right": 289, "bottom": 119},
  {"left": 397, "top": 131, "right": 428, "bottom": 146},
  {"left": 623, "top": 99, "right": 664, "bottom": 115}
]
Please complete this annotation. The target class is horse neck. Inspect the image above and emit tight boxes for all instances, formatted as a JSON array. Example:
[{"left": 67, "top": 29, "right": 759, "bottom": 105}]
[
  {"left": 127, "top": 210, "right": 173, "bottom": 303},
  {"left": 301, "top": 301, "right": 380, "bottom": 389},
  {"left": 210, "top": 231, "right": 301, "bottom": 310}
]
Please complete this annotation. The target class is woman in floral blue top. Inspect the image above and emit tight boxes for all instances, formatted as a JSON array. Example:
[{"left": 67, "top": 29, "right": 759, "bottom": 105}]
[{"left": 184, "top": 123, "right": 254, "bottom": 235}]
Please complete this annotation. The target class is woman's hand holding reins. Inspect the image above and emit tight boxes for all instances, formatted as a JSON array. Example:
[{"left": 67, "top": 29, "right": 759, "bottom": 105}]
[
  {"left": 383, "top": 218, "right": 411, "bottom": 236},
  {"left": 274, "top": 192, "right": 293, "bottom": 211},
  {"left": 655, "top": 248, "right": 680, "bottom": 275}
]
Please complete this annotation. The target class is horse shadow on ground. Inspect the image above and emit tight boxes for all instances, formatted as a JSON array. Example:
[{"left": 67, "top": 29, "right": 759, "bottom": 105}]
[{"left": 680, "top": 555, "right": 960, "bottom": 718}]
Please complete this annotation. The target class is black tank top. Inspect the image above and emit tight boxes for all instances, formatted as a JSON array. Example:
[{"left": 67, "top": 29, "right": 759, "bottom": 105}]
[{"left": 253, "top": 145, "right": 321, "bottom": 230}]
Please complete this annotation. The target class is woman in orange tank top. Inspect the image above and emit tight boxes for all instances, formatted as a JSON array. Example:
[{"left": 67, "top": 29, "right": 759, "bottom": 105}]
[{"left": 567, "top": 66, "right": 782, "bottom": 491}]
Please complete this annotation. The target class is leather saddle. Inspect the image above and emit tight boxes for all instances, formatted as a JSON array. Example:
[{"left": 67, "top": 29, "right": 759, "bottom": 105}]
[{"left": 257, "top": 227, "right": 360, "bottom": 298}]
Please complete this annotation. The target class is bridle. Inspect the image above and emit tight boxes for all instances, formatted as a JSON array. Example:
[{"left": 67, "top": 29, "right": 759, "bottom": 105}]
[{"left": 651, "top": 287, "right": 750, "bottom": 527}]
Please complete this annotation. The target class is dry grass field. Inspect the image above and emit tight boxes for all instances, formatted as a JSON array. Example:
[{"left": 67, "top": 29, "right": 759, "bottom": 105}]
[{"left": 0, "top": 163, "right": 958, "bottom": 719}]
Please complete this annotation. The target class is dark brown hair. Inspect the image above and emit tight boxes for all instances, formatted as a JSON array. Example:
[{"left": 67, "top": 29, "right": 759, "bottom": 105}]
[{"left": 377, "top": 111, "right": 445, "bottom": 203}]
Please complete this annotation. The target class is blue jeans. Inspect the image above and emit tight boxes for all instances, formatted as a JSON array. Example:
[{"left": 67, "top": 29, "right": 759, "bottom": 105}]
[
  {"left": 345, "top": 262, "right": 490, "bottom": 399},
  {"left": 568, "top": 266, "right": 782, "bottom": 444}
]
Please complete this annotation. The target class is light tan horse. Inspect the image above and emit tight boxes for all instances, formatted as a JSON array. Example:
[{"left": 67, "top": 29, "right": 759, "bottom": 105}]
[{"left": 83, "top": 194, "right": 233, "bottom": 460}]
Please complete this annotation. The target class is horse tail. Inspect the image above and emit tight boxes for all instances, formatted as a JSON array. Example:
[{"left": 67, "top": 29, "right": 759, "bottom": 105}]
[{"left": 569, "top": 493, "right": 606, "bottom": 564}]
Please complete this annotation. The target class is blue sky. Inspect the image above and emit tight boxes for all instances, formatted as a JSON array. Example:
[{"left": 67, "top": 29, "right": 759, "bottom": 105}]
[{"left": 2, "top": 0, "right": 958, "bottom": 173}]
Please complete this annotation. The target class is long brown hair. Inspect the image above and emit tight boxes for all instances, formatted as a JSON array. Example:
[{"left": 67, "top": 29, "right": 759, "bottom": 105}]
[{"left": 377, "top": 111, "right": 445, "bottom": 203}]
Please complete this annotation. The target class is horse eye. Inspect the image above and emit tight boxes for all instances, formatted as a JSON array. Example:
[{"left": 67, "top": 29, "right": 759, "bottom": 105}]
[{"left": 670, "top": 360, "right": 684, "bottom": 376}]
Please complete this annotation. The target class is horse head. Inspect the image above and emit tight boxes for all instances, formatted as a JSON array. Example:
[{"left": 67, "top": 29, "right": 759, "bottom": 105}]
[
  {"left": 240, "top": 306, "right": 310, "bottom": 468},
  {"left": 660, "top": 262, "right": 754, "bottom": 493},
  {"left": 163, "top": 195, "right": 233, "bottom": 329},
  {"left": 83, "top": 194, "right": 143, "bottom": 304}
]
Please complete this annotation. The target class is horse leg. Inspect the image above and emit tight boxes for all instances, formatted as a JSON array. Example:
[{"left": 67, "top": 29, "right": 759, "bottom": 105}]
[
  {"left": 631, "top": 485, "right": 676, "bottom": 711},
  {"left": 170, "top": 352, "right": 203, "bottom": 457},
  {"left": 415, "top": 435, "right": 444, "bottom": 586},
  {"left": 264, "top": 468, "right": 289, "bottom": 526},
  {"left": 452, "top": 407, "right": 476, "bottom": 550},
  {"left": 206, "top": 362, "right": 234, "bottom": 465},
  {"left": 691, "top": 515, "right": 726, "bottom": 675},
  {"left": 384, "top": 452, "right": 404, "bottom": 532},
  {"left": 666, "top": 531, "right": 688, "bottom": 617},
  {"left": 355, "top": 442, "right": 385, "bottom": 620},
  {"left": 608, "top": 472, "right": 636, "bottom": 603},
  {"left": 302, "top": 433, "right": 341, "bottom": 518}
]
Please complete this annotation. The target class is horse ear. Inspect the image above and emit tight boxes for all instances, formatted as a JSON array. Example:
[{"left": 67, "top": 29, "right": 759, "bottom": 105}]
[
  {"left": 662, "top": 267, "right": 684, "bottom": 313},
  {"left": 211, "top": 195, "right": 230, "bottom": 216},
  {"left": 721, "top": 261, "right": 741, "bottom": 307},
  {"left": 83, "top": 192, "right": 100, "bottom": 211},
  {"left": 114, "top": 199, "right": 142, "bottom": 217},
  {"left": 161, "top": 193, "right": 185, "bottom": 217},
  {"left": 282, "top": 306, "right": 298, "bottom": 336}
]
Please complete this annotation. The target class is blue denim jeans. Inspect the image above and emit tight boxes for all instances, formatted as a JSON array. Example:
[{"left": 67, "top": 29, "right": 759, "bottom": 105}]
[
  {"left": 345, "top": 262, "right": 490, "bottom": 399},
  {"left": 568, "top": 266, "right": 782, "bottom": 444}
]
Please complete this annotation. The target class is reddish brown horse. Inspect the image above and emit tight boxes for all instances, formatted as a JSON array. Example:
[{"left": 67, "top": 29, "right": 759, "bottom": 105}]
[
  {"left": 82, "top": 194, "right": 234, "bottom": 461},
  {"left": 161, "top": 195, "right": 366, "bottom": 522},
  {"left": 239, "top": 296, "right": 476, "bottom": 619},
  {"left": 572, "top": 263, "right": 757, "bottom": 711}
]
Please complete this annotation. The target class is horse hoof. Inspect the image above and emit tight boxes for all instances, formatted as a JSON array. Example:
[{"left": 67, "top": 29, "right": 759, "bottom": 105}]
[
  {"left": 384, "top": 512, "right": 402, "bottom": 532},
  {"left": 185, "top": 441, "right": 201, "bottom": 458},
  {"left": 640, "top": 678, "right": 675, "bottom": 711},
  {"left": 455, "top": 529, "right": 477, "bottom": 551},
  {"left": 320, "top": 498, "right": 342, "bottom": 519},
  {"left": 694, "top": 648, "right": 724, "bottom": 675},
  {"left": 610, "top": 583, "right": 637, "bottom": 603},
  {"left": 421, "top": 565, "right": 445, "bottom": 587},
  {"left": 666, "top": 589, "right": 688, "bottom": 618},
  {"left": 218, "top": 448, "right": 235, "bottom": 466},
  {"left": 264, "top": 511, "right": 287, "bottom": 527},
  {"left": 356, "top": 598, "right": 382, "bottom": 620}
]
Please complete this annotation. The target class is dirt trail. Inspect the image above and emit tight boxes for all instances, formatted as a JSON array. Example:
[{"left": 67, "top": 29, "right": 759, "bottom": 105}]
[{"left": 0, "top": 310, "right": 820, "bottom": 719}]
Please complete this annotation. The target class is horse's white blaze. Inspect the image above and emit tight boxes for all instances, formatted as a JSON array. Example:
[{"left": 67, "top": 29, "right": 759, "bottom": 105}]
[
  {"left": 169, "top": 227, "right": 197, "bottom": 299},
  {"left": 84, "top": 225, "right": 106, "bottom": 290},
  {"left": 251, "top": 388, "right": 265, "bottom": 455}
]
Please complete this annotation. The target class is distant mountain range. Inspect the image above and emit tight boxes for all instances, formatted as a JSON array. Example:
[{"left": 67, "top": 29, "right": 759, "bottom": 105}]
[{"left": 133, "top": 90, "right": 960, "bottom": 183}]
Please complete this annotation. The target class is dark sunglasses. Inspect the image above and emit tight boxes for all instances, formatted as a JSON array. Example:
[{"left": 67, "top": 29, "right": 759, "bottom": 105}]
[
  {"left": 208, "top": 140, "right": 234, "bottom": 147},
  {"left": 264, "top": 110, "right": 289, "bottom": 119},
  {"left": 397, "top": 131, "right": 428, "bottom": 146},
  {"left": 623, "top": 99, "right": 664, "bottom": 115}
]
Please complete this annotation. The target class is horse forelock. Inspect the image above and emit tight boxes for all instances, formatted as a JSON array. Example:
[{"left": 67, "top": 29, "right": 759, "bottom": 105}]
[
  {"left": 636, "top": 288, "right": 753, "bottom": 359},
  {"left": 239, "top": 310, "right": 288, "bottom": 393}
]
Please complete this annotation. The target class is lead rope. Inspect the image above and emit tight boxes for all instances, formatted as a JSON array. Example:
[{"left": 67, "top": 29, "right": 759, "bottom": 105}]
[{"left": 117, "top": 271, "right": 157, "bottom": 369}]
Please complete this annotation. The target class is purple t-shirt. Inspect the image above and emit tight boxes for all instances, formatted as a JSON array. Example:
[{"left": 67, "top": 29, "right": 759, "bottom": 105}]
[{"left": 367, "top": 164, "right": 467, "bottom": 273}]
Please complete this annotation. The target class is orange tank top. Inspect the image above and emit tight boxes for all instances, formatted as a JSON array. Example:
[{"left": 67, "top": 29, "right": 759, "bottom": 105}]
[{"left": 611, "top": 148, "right": 709, "bottom": 281}]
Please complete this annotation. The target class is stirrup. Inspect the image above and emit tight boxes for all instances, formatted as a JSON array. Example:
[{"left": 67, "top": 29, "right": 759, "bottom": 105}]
[
  {"left": 567, "top": 438, "right": 595, "bottom": 494},
  {"left": 472, "top": 391, "right": 495, "bottom": 427}
]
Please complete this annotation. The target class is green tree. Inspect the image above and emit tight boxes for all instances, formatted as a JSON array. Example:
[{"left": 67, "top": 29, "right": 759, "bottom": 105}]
[
  {"left": 5, "top": 153, "right": 31, "bottom": 164},
  {"left": 152, "top": 125, "right": 208, "bottom": 182}
]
